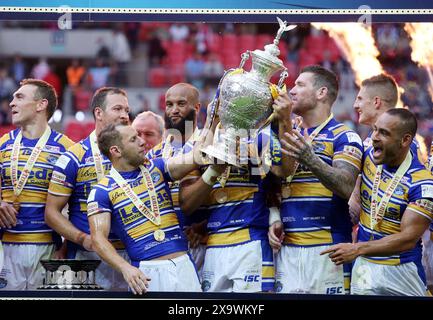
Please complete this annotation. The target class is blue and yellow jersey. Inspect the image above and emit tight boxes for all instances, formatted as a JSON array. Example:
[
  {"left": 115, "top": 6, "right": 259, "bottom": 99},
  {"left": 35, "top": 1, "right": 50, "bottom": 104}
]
[
  {"left": 358, "top": 148, "right": 433, "bottom": 265},
  {"left": 146, "top": 136, "right": 209, "bottom": 228},
  {"left": 48, "top": 135, "right": 123, "bottom": 255},
  {"left": 87, "top": 158, "right": 188, "bottom": 262},
  {"left": 0, "top": 128, "right": 74, "bottom": 244},
  {"left": 203, "top": 125, "right": 282, "bottom": 248},
  {"left": 280, "top": 119, "right": 363, "bottom": 247}
]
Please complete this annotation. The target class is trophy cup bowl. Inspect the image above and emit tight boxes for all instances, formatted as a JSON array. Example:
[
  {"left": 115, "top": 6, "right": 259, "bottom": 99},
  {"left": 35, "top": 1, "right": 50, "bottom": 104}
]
[
  {"left": 201, "top": 18, "right": 295, "bottom": 167},
  {"left": 38, "top": 259, "right": 103, "bottom": 290}
]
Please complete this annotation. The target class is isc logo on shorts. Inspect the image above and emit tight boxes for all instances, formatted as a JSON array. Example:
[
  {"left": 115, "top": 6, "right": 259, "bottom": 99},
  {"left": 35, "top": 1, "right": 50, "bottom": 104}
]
[
  {"left": 243, "top": 275, "right": 260, "bottom": 283},
  {"left": 326, "top": 286, "right": 343, "bottom": 294}
]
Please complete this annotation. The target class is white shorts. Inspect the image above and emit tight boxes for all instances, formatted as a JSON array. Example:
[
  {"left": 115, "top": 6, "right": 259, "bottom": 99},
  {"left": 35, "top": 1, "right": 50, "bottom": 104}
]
[
  {"left": 422, "top": 231, "right": 433, "bottom": 288},
  {"left": 138, "top": 254, "right": 201, "bottom": 292},
  {"left": 189, "top": 244, "right": 206, "bottom": 282},
  {"left": 351, "top": 256, "right": 427, "bottom": 296},
  {"left": 201, "top": 240, "right": 274, "bottom": 293},
  {"left": 275, "top": 245, "right": 349, "bottom": 294},
  {"left": 0, "top": 243, "right": 55, "bottom": 290},
  {"left": 75, "top": 249, "right": 129, "bottom": 291}
]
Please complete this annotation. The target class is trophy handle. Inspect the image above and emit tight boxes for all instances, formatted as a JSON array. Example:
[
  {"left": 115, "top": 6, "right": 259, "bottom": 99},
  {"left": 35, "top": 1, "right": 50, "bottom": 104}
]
[
  {"left": 239, "top": 51, "right": 250, "bottom": 69},
  {"left": 278, "top": 69, "right": 288, "bottom": 89}
]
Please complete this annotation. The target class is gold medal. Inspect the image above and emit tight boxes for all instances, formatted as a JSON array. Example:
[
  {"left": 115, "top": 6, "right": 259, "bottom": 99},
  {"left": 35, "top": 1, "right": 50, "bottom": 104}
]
[
  {"left": 214, "top": 189, "right": 228, "bottom": 204},
  {"left": 282, "top": 185, "right": 291, "bottom": 198},
  {"left": 154, "top": 229, "right": 165, "bottom": 242}
]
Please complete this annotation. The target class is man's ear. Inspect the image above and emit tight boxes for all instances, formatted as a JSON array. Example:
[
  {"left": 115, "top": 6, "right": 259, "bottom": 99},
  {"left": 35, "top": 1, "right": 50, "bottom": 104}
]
[
  {"left": 36, "top": 98, "right": 48, "bottom": 113},
  {"left": 317, "top": 87, "right": 328, "bottom": 101},
  {"left": 373, "top": 96, "right": 382, "bottom": 109},
  {"left": 401, "top": 133, "right": 413, "bottom": 148},
  {"left": 94, "top": 107, "right": 103, "bottom": 121},
  {"left": 109, "top": 145, "right": 121, "bottom": 159}
]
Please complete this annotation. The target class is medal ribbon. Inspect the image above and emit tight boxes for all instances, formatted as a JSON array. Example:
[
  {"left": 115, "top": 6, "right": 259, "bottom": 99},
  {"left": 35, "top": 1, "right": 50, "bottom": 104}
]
[
  {"left": 285, "top": 113, "right": 334, "bottom": 185},
  {"left": 11, "top": 126, "right": 51, "bottom": 199},
  {"left": 370, "top": 151, "right": 412, "bottom": 231},
  {"left": 161, "top": 134, "right": 174, "bottom": 159},
  {"left": 110, "top": 165, "right": 161, "bottom": 225},
  {"left": 90, "top": 131, "right": 106, "bottom": 182}
]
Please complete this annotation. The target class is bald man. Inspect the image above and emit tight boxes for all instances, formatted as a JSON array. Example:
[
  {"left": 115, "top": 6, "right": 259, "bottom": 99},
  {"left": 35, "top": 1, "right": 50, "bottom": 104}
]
[{"left": 132, "top": 111, "right": 164, "bottom": 154}]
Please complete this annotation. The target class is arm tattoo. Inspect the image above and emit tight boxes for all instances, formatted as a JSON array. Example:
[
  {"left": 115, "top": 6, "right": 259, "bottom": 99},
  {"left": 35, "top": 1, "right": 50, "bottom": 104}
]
[{"left": 308, "top": 158, "right": 360, "bottom": 200}]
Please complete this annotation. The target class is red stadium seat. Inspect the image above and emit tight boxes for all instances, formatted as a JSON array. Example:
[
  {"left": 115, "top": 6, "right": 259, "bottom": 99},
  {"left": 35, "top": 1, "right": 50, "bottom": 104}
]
[
  {"left": 64, "top": 121, "right": 86, "bottom": 142},
  {"left": 148, "top": 67, "right": 167, "bottom": 87}
]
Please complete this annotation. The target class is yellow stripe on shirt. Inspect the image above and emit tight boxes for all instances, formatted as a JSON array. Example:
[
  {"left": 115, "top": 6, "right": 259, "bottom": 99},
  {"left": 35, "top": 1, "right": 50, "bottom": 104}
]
[
  {"left": 127, "top": 213, "right": 179, "bottom": 240},
  {"left": 207, "top": 228, "right": 251, "bottom": 247},
  {"left": 2, "top": 232, "right": 53, "bottom": 243},
  {"left": 283, "top": 229, "right": 333, "bottom": 246}
]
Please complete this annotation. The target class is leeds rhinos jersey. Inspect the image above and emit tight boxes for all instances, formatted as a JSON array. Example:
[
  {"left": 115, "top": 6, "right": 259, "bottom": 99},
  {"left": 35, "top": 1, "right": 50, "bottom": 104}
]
[
  {"left": 0, "top": 128, "right": 74, "bottom": 244},
  {"left": 48, "top": 135, "right": 123, "bottom": 255},
  {"left": 146, "top": 133, "right": 209, "bottom": 228},
  {"left": 203, "top": 125, "right": 282, "bottom": 248},
  {"left": 358, "top": 147, "right": 433, "bottom": 266},
  {"left": 87, "top": 158, "right": 188, "bottom": 262},
  {"left": 280, "top": 118, "right": 363, "bottom": 247}
]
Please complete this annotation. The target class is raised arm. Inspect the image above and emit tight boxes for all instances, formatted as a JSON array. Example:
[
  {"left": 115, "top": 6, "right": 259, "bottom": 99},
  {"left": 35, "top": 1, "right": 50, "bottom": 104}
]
[
  {"left": 270, "top": 92, "right": 296, "bottom": 178},
  {"left": 281, "top": 130, "right": 360, "bottom": 199},
  {"left": 179, "top": 165, "right": 226, "bottom": 215}
]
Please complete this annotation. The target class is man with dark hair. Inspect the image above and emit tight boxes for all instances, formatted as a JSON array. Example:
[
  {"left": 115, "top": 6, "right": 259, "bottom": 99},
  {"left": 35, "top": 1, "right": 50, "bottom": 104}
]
[
  {"left": 147, "top": 83, "right": 209, "bottom": 279},
  {"left": 349, "top": 73, "right": 423, "bottom": 225},
  {"left": 46, "top": 87, "right": 130, "bottom": 291},
  {"left": 322, "top": 109, "right": 433, "bottom": 296},
  {"left": 270, "top": 65, "right": 363, "bottom": 294},
  {"left": 0, "top": 79, "right": 74, "bottom": 290},
  {"left": 87, "top": 124, "right": 204, "bottom": 294}
]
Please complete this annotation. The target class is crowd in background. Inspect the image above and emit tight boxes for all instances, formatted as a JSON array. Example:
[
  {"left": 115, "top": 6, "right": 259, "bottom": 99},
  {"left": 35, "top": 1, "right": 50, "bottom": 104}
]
[{"left": 0, "top": 22, "right": 432, "bottom": 147}]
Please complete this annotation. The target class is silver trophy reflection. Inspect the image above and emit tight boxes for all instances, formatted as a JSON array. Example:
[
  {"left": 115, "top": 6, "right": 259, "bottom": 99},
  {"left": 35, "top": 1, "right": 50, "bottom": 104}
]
[{"left": 201, "top": 18, "right": 296, "bottom": 167}]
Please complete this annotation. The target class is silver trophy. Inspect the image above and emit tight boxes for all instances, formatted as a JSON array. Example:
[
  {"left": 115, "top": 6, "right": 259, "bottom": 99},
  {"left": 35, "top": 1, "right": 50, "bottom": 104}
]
[
  {"left": 38, "top": 259, "right": 103, "bottom": 290},
  {"left": 201, "top": 18, "right": 296, "bottom": 167}
]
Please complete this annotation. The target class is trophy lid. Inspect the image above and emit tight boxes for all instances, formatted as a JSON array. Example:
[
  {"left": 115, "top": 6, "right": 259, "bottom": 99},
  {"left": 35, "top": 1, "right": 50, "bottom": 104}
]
[{"left": 251, "top": 18, "right": 296, "bottom": 80}]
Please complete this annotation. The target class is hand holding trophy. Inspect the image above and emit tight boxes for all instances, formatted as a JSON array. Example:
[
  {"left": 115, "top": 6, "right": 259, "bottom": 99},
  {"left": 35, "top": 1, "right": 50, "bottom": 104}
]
[{"left": 201, "top": 17, "right": 296, "bottom": 168}]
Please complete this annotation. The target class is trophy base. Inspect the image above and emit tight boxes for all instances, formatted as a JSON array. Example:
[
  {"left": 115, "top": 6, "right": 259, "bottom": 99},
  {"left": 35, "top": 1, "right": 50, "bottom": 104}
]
[
  {"left": 38, "top": 284, "right": 104, "bottom": 290},
  {"left": 201, "top": 144, "right": 249, "bottom": 168},
  {"left": 38, "top": 259, "right": 103, "bottom": 291}
]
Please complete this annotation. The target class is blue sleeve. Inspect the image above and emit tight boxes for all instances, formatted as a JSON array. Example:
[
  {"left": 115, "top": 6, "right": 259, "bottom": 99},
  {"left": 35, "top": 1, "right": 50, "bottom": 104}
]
[
  {"left": 87, "top": 184, "right": 112, "bottom": 217},
  {"left": 150, "top": 158, "right": 172, "bottom": 182}
]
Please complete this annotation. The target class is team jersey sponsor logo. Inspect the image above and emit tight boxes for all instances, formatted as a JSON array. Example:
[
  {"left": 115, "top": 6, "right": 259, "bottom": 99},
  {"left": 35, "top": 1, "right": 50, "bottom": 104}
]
[
  {"left": 151, "top": 172, "right": 161, "bottom": 184},
  {"left": 46, "top": 155, "right": 59, "bottom": 165},
  {"left": 346, "top": 132, "right": 363, "bottom": 145},
  {"left": 394, "top": 185, "right": 405, "bottom": 196},
  {"left": 85, "top": 156, "right": 95, "bottom": 164},
  {"left": 415, "top": 199, "right": 433, "bottom": 212},
  {"left": 313, "top": 142, "right": 326, "bottom": 153},
  {"left": 421, "top": 185, "right": 433, "bottom": 198},
  {"left": 343, "top": 145, "right": 363, "bottom": 158},
  {"left": 51, "top": 172, "right": 67, "bottom": 185},
  {"left": 56, "top": 155, "right": 70, "bottom": 170},
  {"left": 87, "top": 201, "right": 100, "bottom": 215},
  {"left": 45, "top": 145, "right": 61, "bottom": 152}
]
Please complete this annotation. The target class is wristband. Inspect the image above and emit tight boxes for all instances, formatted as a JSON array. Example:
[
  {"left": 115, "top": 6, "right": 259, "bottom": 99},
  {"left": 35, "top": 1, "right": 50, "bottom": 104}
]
[
  {"left": 202, "top": 166, "right": 220, "bottom": 186},
  {"left": 269, "top": 207, "right": 282, "bottom": 226}
]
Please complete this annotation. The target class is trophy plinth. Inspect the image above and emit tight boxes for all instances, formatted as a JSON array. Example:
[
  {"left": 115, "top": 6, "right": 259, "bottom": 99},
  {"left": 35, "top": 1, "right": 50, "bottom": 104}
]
[
  {"left": 38, "top": 259, "right": 103, "bottom": 290},
  {"left": 201, "top": 18, "right": 296, "bottom": 168}
]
